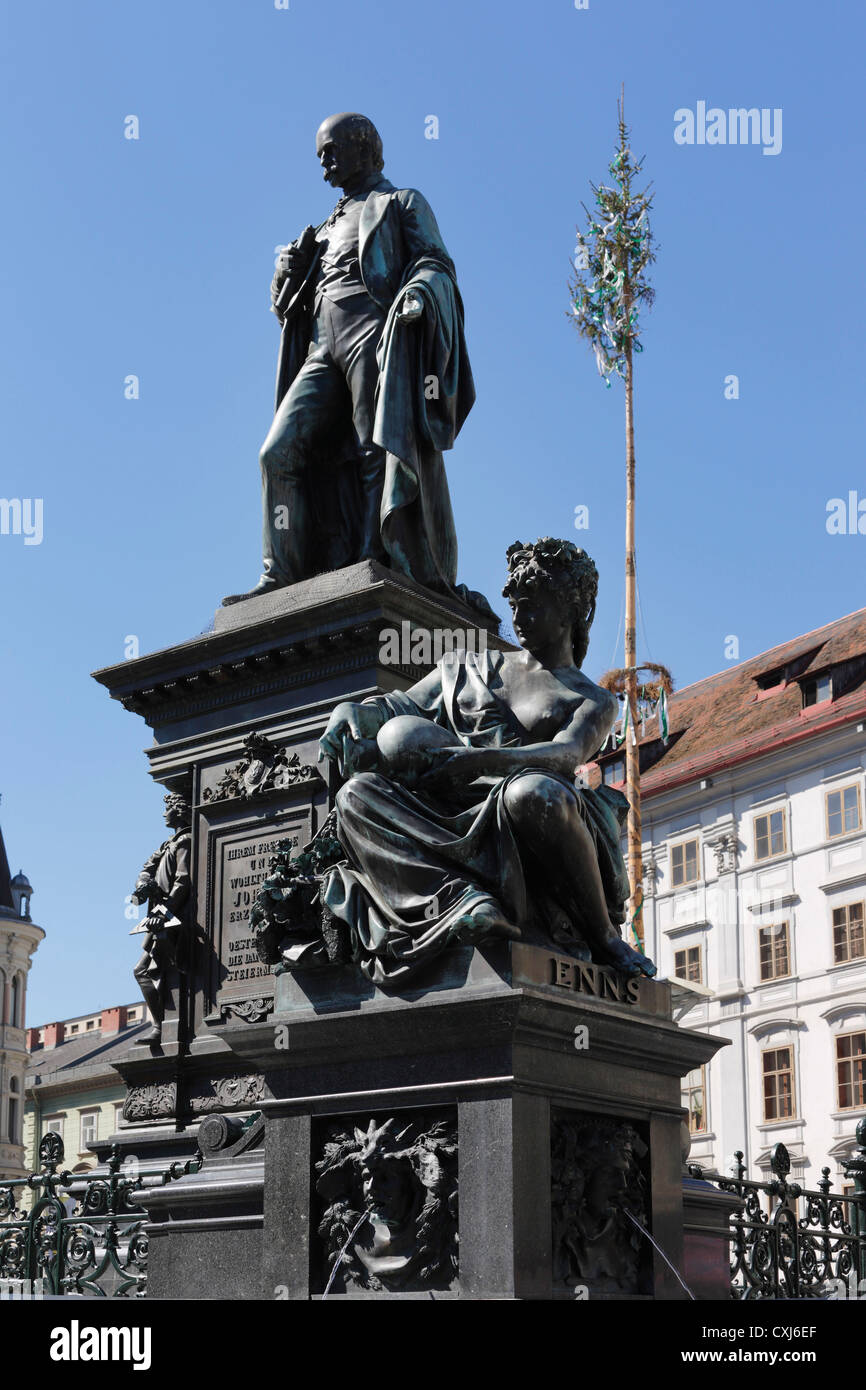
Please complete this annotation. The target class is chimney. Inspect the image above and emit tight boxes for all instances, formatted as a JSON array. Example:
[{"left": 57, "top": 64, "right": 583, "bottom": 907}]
[
  {"left": 43, "top": 1021, "right": 65, "bottom": 1049},
  {"left": 26, "top": 1026, "right": 40, "bottom": 1050},
  {"left": 101, "top": 1005, "right": 127, "bottom": 1036}
]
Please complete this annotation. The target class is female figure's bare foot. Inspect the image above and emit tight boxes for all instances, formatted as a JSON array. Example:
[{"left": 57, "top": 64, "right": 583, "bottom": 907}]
[
  {"left": 450, "top": 897, "right": 521, "bottom": 944},
  {"left": 600, "top": 936, "right": 657, "bottom": 978}
]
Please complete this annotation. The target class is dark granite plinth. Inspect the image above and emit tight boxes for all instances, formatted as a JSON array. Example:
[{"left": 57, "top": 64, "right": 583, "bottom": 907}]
[{"left": 130, "top": 941, "right": 724, "bottom": 1300}]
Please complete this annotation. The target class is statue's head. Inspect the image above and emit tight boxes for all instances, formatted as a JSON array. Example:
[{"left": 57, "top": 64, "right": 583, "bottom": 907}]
[
  {"left": 502, "top": 538, "right": 599, "bottom": 667},
  {"left": 560, "top": 1119, "right": 646, "bottom": 1223},
  {"left": 163, "top": 792, "right": 192, "bottom": 831},
  {"left": 315, "top": 112, "right": 384, "bottom": 191},
  {"left": 357, "top": 1122, "right": 417, "bottom": 1230}
]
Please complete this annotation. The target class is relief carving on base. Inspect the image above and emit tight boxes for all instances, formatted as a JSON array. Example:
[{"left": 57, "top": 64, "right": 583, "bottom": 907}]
[
  {"left": 191, "top": 1074, "right": 267, "bottom": 1112},
  {"left": 123, "top": 1073, "right": 266, "bottom": 1120},
  {"left": 203, "top": 731, "right": 319, "bottom": 804},
  {"left": 315, "top": 1113, "right": 458, "bottom": 1294},
  {"left": 551, "top": 1112, "right": 650, "bottom": 1295},
  {"left": 220, "top": 997, "right": 274, "bottom": 1024},
  {"left": 122, "top": 1082, "right": 178, "bottom": 1121}
]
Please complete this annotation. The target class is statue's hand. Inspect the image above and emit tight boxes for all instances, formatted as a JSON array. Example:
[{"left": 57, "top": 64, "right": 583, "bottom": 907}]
[
  {"left": 271, "top": 244, "right": 311, "bottom": 308},
  {"left": 398, "top": 291, "right": 424, "bottom": 323},
  {"left": 319, "top": 702, "right": 385, "bottom": 777},
  {"left": 131, "top": 878, "right": 153, "bottom": 906}
]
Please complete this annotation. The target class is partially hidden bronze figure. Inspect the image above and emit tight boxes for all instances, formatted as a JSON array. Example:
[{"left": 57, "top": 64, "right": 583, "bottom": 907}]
[
  {"left": 129, "top": 792, "right": 192, "bottom": 1045},
  {"left": 254, "top": 539, "right": 656, "bottom": 984},
  {"left": 224, "top": 112, "right": 481, "bottom": 610}
]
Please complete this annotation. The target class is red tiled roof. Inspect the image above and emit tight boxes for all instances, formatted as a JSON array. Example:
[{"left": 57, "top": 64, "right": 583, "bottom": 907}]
[{"left": 598, "top": 607, "right": 866, "bottom": 799}]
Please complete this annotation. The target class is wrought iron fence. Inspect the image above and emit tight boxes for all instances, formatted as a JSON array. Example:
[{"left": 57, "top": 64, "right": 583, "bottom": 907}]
[
  {"left": 0, "top": 1131, "right": 200, "bottom": 1298},
  {"left": 689, "top": 1124, "right": 866, "bottom": 1300}
]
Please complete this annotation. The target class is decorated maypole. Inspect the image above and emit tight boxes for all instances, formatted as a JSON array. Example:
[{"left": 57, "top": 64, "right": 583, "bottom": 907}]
[{"left": 569, "top": 91, "right": 660, "bottom": 947}]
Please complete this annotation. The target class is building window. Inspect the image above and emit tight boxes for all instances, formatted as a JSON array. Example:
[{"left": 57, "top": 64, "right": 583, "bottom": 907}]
[
  {"left": 11, "top": 975, "right": 21, "bottom": 1029},
  {"left": 833, "top": 902, "right": 866, "bottom": 964},
  {"left": 826, "top": 785, "right": 862, "bottom": 839},
  {"left": 802, "top": 673, "right": 832, "bottom": 707},
  {"left": 762, "top": 1046, "right": 796, "bottom": 1121},
  {"left": 754, "top": 809, "right": 786, "bottom": 861},
  {"left": 44, "top": 1116, "right": 63, "bottom": 1137},
  {"left": 759, "top": 923, "right": 791, "bottom": 981},
  {"left": 682, "top": 1067, "right": 706, "bottom": 1133},
  {"left": 674, "top": 945, "right": 703, "bottom": 983},
  {"left": 86, "top": 1019, "right": 96, "bottom": 1031},
  {"left": 80, "top": 1111, "right": 98, "bottom": 1150},
  {"left": 836, "top": 1032, "right": 866, "bottom": 1111},
  {"left": 6, "top": 1077, "right": 20, "bottom": 1145},
  {"left": 602, "top": 757, "right": 625, "bottom": 786},
  {"left": 671, "top": 838, "right": 700, "bottom": 886}
]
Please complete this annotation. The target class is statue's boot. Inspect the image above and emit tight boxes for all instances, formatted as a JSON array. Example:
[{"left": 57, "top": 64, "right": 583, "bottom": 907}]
[
  {"left": 133, "top": 969, "right": 164, "bottom": 1045},
  {"left": 357, "top": 450, "right": 387, "bottom": 563},
  {"left": 134, "top": 1024, "right": 163, "bottom": 1046},
  {"left": 222, "top": 576, "right": 282, "bottom": 606}
]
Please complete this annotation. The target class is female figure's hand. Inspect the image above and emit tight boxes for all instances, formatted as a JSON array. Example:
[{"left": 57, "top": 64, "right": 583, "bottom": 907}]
[{"left": 319, "top": 702, "right": 384, "bottom": 778}]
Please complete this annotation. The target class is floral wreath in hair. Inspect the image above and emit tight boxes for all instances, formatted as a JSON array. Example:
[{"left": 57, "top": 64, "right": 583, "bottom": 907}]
[{"left": 502, "top": 538, "right": 599, "bottom": 664}]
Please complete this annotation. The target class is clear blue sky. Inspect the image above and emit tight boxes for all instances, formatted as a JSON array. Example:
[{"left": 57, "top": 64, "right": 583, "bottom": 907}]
[{"left": 2, "top": 0, "right": 863, "bottom": 1022}]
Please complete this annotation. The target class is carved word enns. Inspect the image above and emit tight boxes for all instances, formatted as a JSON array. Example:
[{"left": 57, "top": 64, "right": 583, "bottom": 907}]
[{"left": 550, "top": 957, "right": 641, "bottom": 1004}]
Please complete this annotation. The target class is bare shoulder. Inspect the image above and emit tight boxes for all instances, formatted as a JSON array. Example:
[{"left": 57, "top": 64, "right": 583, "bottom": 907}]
[{"left": 562, "top": 668, "right": 617, "bottom": 717}]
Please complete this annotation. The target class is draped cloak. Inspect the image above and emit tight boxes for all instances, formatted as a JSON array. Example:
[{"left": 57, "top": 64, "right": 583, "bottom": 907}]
[{"left": 322, "top": 651, "right": 631, "bottom": 986}]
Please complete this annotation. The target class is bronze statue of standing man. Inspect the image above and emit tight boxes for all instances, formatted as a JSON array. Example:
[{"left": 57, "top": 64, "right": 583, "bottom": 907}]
[
  {"left": 224, "top": 113, "right": 478, "bottom": 608},
  {"left": 129, "top": 792, "right": 192, "bottom": 1045}
]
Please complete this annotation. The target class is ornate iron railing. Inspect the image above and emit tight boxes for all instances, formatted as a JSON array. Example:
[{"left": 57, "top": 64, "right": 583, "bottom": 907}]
[
  {"left": 689, "top": 1123, "right": 866, "bottom": 1300},
  {"left": 0, "top": 1132, "right": 200, "bottom": 1297}
]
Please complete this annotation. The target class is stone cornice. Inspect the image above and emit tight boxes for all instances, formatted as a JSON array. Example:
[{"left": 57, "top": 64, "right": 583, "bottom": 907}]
[{"left": 92, "top": 563, "right": 510, "bottom": 729}]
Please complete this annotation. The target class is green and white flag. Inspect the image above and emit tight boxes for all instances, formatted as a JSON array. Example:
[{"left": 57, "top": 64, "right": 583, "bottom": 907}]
[
  {"left": 658, "top": 687, "right": 669, "bottom": 745},
  {"left": 618, "top": 702, "right": 637, "bottom": 747}
]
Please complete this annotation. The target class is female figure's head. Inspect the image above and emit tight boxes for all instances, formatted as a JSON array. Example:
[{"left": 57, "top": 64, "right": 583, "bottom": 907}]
[{"left": 502, "top": 538, "right": 599, "bottom": 667}]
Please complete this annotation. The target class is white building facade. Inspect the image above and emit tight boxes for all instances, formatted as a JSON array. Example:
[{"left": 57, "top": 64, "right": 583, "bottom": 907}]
[{"left": 598, "top": 609, "right": 866, "bottom": 1192}]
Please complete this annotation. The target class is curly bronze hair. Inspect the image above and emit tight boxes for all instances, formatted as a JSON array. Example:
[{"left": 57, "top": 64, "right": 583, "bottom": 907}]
[
  {"left": 163, "top": 792, "right": 192, "bottom": 825},
  {"left": 502, "top": 538, "right": 599, "bottom": 666}
]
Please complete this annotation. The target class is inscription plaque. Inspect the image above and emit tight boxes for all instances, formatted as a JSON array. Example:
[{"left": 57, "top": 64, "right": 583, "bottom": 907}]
[{"left": 212, "top": 811, "right": 312, "bottom": 1004}]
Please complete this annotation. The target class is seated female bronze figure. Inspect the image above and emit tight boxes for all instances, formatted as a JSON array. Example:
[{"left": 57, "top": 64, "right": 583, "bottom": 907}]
[{"left": 317, "top": 538, "right": 656, "bottom": 985}]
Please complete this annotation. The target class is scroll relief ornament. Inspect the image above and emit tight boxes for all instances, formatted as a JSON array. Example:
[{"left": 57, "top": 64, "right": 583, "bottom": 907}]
[{"left": 203, "top": 731, "right": 320, "bottom": 804}]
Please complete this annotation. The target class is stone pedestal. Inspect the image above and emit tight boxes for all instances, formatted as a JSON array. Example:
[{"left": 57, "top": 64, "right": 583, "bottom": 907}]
[
  {"left": 132, "top": 942, "right": 724, "bottom": 1300},
  {"left": 681, "top": 1174, "right": 741, "bottom": 1301},
  {"left": 90, "top": 564, "right": 505, "bottom": 1253},
  {"left": 92, "top": 565, "right": 728, "bottom": 1301}
]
